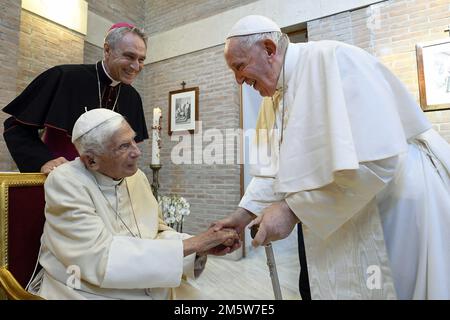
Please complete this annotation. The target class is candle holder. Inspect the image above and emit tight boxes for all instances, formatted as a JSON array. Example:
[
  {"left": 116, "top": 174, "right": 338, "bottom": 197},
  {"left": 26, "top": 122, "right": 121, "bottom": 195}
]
[{"left": 150, "top": 164, "right": 162, "bottom": 199}]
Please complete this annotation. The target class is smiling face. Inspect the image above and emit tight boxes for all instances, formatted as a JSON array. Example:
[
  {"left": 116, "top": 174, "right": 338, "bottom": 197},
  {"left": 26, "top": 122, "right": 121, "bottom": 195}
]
[
  {"left": 103, "top": 32, "right": 147, "bottom": 85},
  {"left": 93, "top": 122, "right": 142, "bottom": 179},
  {"left": 224, "top": 37, "right": 281, "bottom": 97}
]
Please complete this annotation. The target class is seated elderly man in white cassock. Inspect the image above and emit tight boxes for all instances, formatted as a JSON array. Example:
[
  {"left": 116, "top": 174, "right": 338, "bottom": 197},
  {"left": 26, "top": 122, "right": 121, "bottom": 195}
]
[{"left": 28, "top": 109, "right": 238, "bottom": 300}]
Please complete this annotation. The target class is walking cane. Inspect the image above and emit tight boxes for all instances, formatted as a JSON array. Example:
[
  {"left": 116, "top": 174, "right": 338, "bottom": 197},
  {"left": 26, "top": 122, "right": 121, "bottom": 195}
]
[{"left": 250, "top": 225, "right": 283, "bottom": 300}]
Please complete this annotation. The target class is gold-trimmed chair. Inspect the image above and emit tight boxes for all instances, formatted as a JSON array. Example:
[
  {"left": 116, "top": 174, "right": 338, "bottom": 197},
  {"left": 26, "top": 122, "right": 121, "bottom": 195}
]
[{"left": 0, "top": 172, "right": 46, "bottom": 300}]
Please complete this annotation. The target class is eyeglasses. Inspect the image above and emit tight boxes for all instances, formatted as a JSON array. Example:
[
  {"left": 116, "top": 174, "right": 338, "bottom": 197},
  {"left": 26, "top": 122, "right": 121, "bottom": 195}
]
[{"left": 112, "top": 140, "right": 140, "bottom": 155}]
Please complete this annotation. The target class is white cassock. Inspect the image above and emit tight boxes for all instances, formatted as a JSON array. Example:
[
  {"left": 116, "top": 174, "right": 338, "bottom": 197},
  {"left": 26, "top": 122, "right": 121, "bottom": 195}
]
[
  {"left": 240, "top": 40, "right": 450, "bottom": 300},
  {"left": 29, "top": 159, "right": 200, "bottom": 300}
]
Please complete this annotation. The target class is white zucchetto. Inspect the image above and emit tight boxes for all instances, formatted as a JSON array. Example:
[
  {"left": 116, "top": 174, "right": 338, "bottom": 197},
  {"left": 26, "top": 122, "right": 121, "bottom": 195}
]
[
  {"left": 227, "top": 15, "right": 281, "bottom": 39},
  {"left": 72, "top": 108, "right": 122, "bottom": 142}
]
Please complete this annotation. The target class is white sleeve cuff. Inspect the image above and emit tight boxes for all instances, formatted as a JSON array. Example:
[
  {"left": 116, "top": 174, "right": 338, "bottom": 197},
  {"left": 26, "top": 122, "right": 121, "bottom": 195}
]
[
  {"left": 239, "top": 177, "right": 285, "bottom": 215},
  {"left": 156, "top": 230, "right": 196, "bottom": 278},
  {"left": 101, "top": 236, "right": 183, "bottom": 289}
]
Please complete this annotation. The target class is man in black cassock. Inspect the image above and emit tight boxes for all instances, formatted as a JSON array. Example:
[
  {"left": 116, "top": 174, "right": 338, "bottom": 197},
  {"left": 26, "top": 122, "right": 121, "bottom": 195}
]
[{"left": 2, "top": 22, "right": 149, "bottom": 174}]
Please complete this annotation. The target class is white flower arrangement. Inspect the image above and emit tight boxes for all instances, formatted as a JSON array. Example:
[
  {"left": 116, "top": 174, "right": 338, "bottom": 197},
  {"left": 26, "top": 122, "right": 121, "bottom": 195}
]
[{"left": 158, "top": 194, "right": 190, "bottom": 232}]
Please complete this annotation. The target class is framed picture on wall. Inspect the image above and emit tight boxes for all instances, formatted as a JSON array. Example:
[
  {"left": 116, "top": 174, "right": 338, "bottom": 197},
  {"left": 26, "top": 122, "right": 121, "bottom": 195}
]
[
  {"left": 168, "top": 87, "right": 199, "bottom": 135},
  {"left": 416, "top": 38, "right": 450, "bottom": 112}
]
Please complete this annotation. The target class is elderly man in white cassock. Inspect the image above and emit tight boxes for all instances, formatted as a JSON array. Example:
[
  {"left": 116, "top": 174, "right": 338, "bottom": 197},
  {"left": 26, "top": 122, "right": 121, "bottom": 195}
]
[
  {"left": 213, "top": 15, "right": 450, "bottom": 299},
  {"left": 28, "top": 109, "right": 238, "bottom": 299}
]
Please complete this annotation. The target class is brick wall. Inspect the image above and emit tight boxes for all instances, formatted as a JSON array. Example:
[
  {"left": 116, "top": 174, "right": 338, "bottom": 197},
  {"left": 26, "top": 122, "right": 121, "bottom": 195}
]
[
  {"left": 84, "top": 41, "right": 103, "bottom": 65},
  {"left": 0, "top": 0, "right": 21, "bottom": 171},
  {"left": 17, "top": 11, "right": 85, "bottom": 94},
  {"left": 144, "top": 0, "right": 257, "bottom": 35},
  {"left": 307, "top": 9, "right": 376, "bottom": 53},
  {"left": 144, "top": 45, "right": 241, "bottom": 234},
  {"left": 0, "top": 9, "right": 85, "bottom": 171},
  {"left": 86, "top": 0, "right": 145, "bottom": 27},
  {"left": 308, "top": 0, "right": 450, "bottom": 142}
]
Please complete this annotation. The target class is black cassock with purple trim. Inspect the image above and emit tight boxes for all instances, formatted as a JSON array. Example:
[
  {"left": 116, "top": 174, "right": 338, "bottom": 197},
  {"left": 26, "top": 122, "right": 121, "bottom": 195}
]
[{"left": 2, "top": 61, "right": 148, "bottom": 172}]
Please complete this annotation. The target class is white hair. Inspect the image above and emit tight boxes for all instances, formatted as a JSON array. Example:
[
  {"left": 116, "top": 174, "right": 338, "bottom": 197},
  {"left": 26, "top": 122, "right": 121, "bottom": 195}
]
[
  {"left": 73, "top": 115, "right": 126, "bottom": 155},
  {"left": 225, "top": 31, "right": 288, "bottom": 53},
  {"left": 105, "top": 26, "right": 148, "bottom": 50}
]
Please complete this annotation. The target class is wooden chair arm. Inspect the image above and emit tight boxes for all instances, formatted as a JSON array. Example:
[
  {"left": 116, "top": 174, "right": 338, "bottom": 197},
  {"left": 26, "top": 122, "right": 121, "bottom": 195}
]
[{"left": 0, "top": 267, "right": 44, "bottom": 300}]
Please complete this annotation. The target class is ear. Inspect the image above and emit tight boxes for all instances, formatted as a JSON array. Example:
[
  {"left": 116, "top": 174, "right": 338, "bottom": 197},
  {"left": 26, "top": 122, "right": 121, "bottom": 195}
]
[
  {"left": 103, "top": 43, "right": 111, "bottom": 58},
  {"left": 80, "top": 152, "right": 100, "bottom": 171},
  {"left": 262, "top": 39, "right": 277, "bottom": 58}
]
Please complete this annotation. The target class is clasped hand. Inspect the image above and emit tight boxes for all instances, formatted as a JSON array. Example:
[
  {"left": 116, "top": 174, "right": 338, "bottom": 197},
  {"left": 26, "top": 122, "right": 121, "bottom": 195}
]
[
  {"left": 184, "top": 227, "right": 239, "bottom": 257},
  {"left": 211, "top": 200, "right": 300, "bottom": 251}
]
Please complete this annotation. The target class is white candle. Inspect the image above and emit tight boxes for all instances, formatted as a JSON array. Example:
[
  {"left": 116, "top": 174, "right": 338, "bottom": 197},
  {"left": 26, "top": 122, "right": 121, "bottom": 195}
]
[{"left": 151, "top": 107, "right": 162, "bottom": 165}]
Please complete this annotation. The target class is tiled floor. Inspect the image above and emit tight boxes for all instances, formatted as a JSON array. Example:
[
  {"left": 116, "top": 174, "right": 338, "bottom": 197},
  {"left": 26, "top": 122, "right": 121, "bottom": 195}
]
[{"left": 175, "top": 231, "right": 301, "bottom": 300}]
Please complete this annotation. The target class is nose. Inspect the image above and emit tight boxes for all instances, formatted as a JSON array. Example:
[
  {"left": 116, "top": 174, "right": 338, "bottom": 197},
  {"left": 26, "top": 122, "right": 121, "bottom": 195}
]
[
  {"left": 234, "top": 72, "right": 245, "bottom": 85},
  {"left": 130, "top": 60, "right": 140, "bottom": 71},
  {"left": 130, "top": 141, "right": 142, "bottom": 158}
]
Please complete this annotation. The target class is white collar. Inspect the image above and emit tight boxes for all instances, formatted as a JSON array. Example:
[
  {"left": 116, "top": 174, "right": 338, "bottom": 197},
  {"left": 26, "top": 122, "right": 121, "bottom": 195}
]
[
  {"left": 101, "top": 61, "right": 121, "bottom": 87},
  {"left": 276, "top": 64, "right": 284, "bottom": 91},
  {"left": 282, "top": 43, "right": 296, "bottom": 86},
  {"left": 275, "top": 41, "right": 296, "bottom": 91},
  {"left": 92, "top": 170, "right": 124, "bottom": 187}
]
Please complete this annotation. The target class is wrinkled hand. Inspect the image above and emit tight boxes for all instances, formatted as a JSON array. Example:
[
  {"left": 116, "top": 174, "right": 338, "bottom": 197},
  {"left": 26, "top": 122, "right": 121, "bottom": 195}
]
[
  {"left": 210, "top": 208, "right": 256, "bottom": 254},
  {"left": 202, "top": 237, "right": 240, "bottom": 256},
  {"left": 183, "top": 227, "right": 239, "bottom": 257},
  {"left": 40, "top": 157, "right": 68, "bottom": 175},
  {"left": 248, "top": 201, "right": 300, "bottom": 247},
  {"left": 211, "top": 208, "right": 255, "bottom": 234}
]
